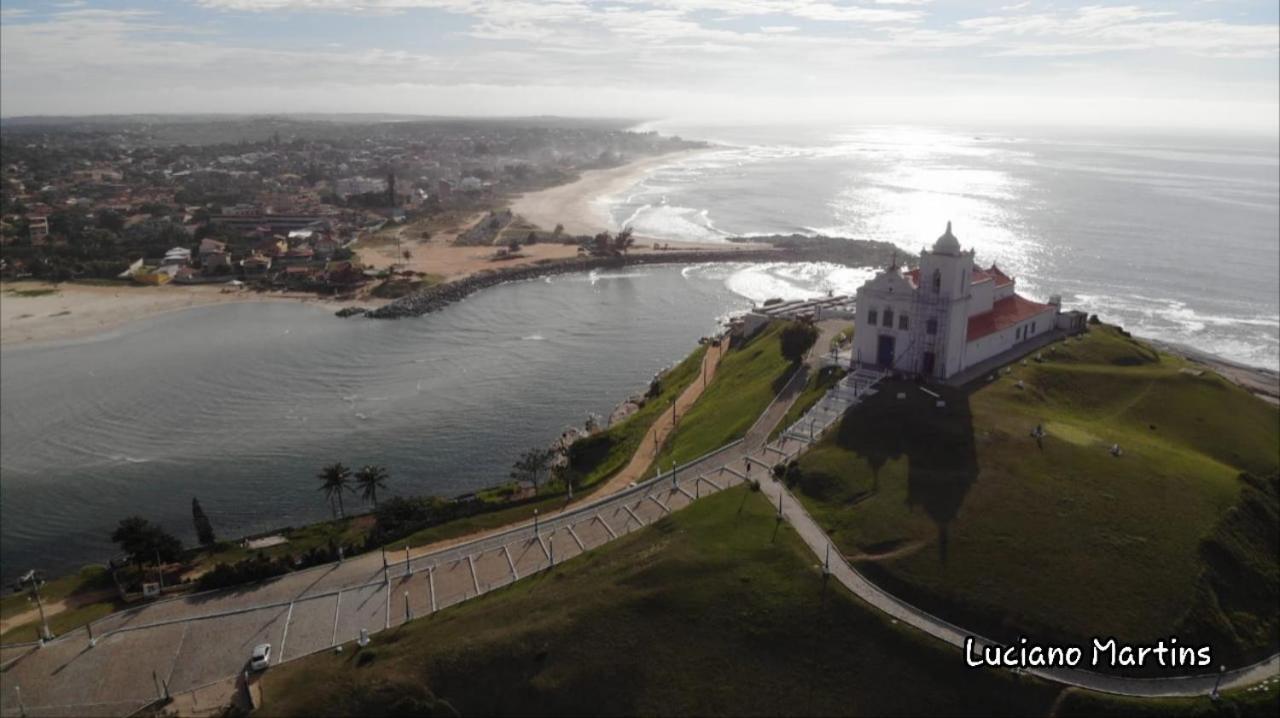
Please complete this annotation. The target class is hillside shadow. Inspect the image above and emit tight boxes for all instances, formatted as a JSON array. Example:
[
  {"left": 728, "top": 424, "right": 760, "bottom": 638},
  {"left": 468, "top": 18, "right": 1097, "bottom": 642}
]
[{"left": 833, "top": 380, "right": 979, "bottom": 564}]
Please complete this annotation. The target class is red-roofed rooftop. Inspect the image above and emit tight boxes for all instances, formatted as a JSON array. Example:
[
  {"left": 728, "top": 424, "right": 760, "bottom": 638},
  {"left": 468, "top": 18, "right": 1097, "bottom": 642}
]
[{"left": 967, "top": 294, "right": 1053, "bottom": 342}]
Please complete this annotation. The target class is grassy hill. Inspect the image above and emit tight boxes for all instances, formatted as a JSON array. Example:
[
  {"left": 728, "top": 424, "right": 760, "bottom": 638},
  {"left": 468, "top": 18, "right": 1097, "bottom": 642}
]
[
  {"left": 258, "top": 487, "right": 1065, "bottom": 717},
  {"left": 654, "top": 323, "right": 795, "bottom": 470},
  {"left": 788, "top": 325, "right": 1279, "bottom": 669}
]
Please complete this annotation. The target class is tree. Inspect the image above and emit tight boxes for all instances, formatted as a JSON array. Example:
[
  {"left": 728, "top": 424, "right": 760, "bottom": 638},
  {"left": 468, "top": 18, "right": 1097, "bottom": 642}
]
[
  {"left": 613, "top": 227, "right": 635, "bottom": 255},
  {"left": 356, "top": 465, "right": 389, "bottom": 507},
  {"left": 110, "top": 516, "right": 183, "bottom": 566},
  {"left": 552, "top": 223, "right": 564, "bottom": 238},
  {"left": 191, "top": 497, "right": 216, "bottom": 547},
  {"left": 318, "top": 462, "right": 353, "bottom": 518},
  {"left": 780, "top": 320, "right": 820, "bottom": 364},
  {"left": 511, "top": 448, "right": 553, "bottom": 491},
  {"left": 592, "top": 231, "right": 612, "bottom": 256},
  {"left": 95, "top": 208, "right": 124, "bottom": 233}
]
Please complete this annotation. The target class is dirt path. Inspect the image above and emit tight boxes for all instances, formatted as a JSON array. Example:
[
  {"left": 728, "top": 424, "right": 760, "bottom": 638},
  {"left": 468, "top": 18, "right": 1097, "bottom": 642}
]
[{"left": 596, "top": 341, "right": 726, "bottom": 496}]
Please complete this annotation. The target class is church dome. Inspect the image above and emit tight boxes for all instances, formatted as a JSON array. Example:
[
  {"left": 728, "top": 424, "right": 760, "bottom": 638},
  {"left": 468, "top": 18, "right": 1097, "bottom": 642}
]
[{"left": 933, "top": 221, "right": 961, "bottom": 255}]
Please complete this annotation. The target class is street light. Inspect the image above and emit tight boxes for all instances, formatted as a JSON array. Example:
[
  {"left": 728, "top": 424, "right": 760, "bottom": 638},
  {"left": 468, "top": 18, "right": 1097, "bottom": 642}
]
[
  {"left": 1210, "top": 664, "right": 1226, "bottom": 701},
  {"left": 17, "top": 570, "right": 51, "bottom": 642}
]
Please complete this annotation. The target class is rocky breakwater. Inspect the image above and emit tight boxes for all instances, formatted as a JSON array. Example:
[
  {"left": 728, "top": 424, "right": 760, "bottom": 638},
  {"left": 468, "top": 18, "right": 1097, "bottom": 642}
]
[{"left": 360, "top": 248, "right": 774, "bottom": 320}]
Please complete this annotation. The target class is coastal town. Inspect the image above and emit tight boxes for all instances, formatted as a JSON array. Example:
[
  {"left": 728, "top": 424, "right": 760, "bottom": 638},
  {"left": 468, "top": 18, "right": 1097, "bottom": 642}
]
[{"left": 0, "top": 117, "right": 703, "bottom": 295}]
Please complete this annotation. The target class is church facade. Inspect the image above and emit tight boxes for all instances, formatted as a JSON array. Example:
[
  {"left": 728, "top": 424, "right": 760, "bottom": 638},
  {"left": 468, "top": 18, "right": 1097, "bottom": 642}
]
[{"left": 852, "top": 222, "right": 1062, "bottom": 380}]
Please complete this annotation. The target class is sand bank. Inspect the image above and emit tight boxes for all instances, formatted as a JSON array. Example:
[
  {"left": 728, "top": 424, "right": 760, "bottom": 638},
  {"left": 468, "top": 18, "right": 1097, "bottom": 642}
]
[{"left": 0, "top": 282, "right": 372, "bottom": 348}]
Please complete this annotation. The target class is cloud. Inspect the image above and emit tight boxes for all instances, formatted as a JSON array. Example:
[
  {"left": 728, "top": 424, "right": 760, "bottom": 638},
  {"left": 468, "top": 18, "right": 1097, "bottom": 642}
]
[{"left": 1, "top": 0, "right": 1275, "bottom": 131}]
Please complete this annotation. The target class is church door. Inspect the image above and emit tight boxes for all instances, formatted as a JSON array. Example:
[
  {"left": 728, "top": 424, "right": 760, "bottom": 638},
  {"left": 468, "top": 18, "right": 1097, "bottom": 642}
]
[
  {"left": 876, "top": 334, "right": 896, "bottom": 368},
  {"left": 922, "top": 351, "right": 936, "bottom": 376}
]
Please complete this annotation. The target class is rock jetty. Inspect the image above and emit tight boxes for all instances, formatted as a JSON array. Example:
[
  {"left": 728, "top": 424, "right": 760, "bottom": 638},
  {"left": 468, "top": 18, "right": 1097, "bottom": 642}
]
[{"left": 362, "top": 249, "right": 771, "bottom": 320}]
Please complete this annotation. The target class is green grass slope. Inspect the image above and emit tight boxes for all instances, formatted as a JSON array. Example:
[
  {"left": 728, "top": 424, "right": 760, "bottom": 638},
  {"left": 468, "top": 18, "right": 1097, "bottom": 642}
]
[
  {"left": 655, "top": 323, "right": 795, "bottom": 470},
  {"left": 789, "top": 325, "right": 1279, "bottom": 667},
  {"left": 1055, "top": 681, "right": 1279, "bottom": 718},
  {"left": 259, "top": 487, "right": 1065, "bottom": 717},
  {"left": 563, "top": 344, "right": 708, "bottom": 489}
]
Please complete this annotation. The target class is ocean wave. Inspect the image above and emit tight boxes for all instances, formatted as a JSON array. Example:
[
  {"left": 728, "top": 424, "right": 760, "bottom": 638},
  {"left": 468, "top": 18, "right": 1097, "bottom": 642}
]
[
  {"left": 588, "top": 269, "right": 651, "bottom": 284},
  {"left": 1071, "top": 291, "right": 1279, "bottom": 369}
]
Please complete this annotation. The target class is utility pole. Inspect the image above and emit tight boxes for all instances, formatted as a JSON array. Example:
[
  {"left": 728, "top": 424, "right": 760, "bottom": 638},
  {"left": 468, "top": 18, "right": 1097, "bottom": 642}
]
[{"left": 155, "top": 549, "right": 165, "bottom": 590}]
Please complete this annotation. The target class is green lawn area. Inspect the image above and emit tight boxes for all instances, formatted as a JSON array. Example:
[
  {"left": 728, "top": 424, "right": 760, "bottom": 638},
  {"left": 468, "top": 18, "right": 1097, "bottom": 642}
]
[
  {"left": 260, "top": 486, "right": 1065, "bottom": 717},
  {"left": 770, "top": 364, "right": 847, "bottom": 441},
  {"left": 0, "top": 565, "right": 119, "bottom": 643},
  {"left": 193, "top": 514, "right": 374, "bottom": 568},
  {"left": 655, "top": 322, "right": 795, "bottom": 470},
  {"left": 1055, "top": 682, "right": 1279, "bottom": 717},
  {"left": 393, "top": 494, "right": 569, "bottom": 551},
  {"left": 790, "top": 325, "right": 1280, "bottom": 667}
]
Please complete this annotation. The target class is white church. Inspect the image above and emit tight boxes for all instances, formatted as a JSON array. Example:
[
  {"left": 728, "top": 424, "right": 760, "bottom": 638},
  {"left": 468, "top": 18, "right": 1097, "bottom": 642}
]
[{"left": 852, "top": 222, "right": 1077, "bottom": 381}]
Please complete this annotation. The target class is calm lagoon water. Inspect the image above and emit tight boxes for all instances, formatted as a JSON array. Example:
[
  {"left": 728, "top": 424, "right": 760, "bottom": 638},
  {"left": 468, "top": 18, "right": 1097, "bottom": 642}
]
[{"left": 0, "top": 267, "right": 754, "bottom": 581}]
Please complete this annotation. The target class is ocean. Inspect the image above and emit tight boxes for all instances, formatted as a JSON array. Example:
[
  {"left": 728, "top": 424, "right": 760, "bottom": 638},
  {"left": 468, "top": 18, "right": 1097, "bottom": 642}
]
[{"left": 614, "top": 123, "right": 1280, "bottom": 371}]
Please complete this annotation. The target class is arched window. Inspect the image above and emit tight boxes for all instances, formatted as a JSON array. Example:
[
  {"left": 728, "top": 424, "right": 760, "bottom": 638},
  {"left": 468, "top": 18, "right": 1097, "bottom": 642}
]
[
  {"left": 882, "top": 308, "right": 894, "bottom": 328},
  {"left": 931, "top": 269, "right": 941, "bottom": 294},
  {"left": 898, "top": 314, "right": 909, "bottom": 330}
]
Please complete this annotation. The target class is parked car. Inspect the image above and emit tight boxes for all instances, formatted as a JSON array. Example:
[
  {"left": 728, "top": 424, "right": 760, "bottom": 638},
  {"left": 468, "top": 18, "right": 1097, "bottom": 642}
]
[{"left": 250, "top": 643, "right": 271, "bottom": 671}]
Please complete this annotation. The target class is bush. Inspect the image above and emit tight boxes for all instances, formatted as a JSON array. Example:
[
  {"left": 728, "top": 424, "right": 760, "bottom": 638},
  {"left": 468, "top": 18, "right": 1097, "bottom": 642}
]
[{"left": 780, "top": 321, "right": 819, "bottom": 364}]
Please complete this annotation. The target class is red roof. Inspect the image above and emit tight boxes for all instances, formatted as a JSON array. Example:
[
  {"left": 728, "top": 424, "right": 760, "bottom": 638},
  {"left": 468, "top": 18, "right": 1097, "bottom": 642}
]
[
  {"left": 967, "top": 294, "right": 1053, "bottom": 342},
  {"left": 988, "top": 263, "right": 1013, "bottom": 287}
]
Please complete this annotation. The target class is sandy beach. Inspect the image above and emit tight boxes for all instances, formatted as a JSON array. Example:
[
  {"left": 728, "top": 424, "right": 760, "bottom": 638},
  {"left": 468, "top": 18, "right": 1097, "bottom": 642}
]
[
  {"left": 0, "top": 282, "right": 372, "bottom": 348},
  {"left": 359, "top": 147, "right": 759, "bottom": 281},
  {"left": 511, "top": 148, "right": 714, "bottom": 237}
]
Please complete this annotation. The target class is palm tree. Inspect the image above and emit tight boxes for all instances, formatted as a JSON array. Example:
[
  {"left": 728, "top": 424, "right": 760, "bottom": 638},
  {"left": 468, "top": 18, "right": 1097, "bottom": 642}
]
[
  {"left": 355, "top": 465, "right": 389, "bottom": 507},
  {"left": 317, "top": 462, "right": 352, "bottom": 518}
]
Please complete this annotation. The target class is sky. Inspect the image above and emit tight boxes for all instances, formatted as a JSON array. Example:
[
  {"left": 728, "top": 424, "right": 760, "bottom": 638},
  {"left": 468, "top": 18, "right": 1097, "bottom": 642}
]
[{"left": 1, "top": 1, "right": 1277, "bottom": 132}]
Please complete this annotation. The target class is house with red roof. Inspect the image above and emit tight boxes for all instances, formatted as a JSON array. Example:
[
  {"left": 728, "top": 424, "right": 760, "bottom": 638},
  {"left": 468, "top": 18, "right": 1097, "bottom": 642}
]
[{"left": 853, "top": 222, "right": 1068, "bottom": 380}]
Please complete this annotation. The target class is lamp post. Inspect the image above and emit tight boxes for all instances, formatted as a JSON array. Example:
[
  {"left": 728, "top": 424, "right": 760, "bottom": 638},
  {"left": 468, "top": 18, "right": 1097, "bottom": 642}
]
[
  {"left": 533, "top": 508, "right": 540, "bottom": 535},
  {"left": 1210, "top": 664, "right": 1226, "bottom": 701},
  {"left": 18, "top": 570, "right": 51, "bottom": 642}
]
